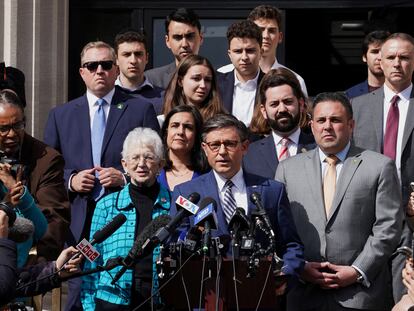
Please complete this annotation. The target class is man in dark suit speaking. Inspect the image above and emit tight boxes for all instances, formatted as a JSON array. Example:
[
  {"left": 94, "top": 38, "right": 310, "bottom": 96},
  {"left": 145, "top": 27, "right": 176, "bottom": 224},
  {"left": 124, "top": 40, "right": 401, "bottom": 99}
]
[
  {"left": 172, "top": 114, "right": 304, "bottom": 294},
  {"left": 44, "top": 41, "right": 159, "bottom": 310},
  {"left": 276, "top": 92, "right": 403, "bottom": 310}
]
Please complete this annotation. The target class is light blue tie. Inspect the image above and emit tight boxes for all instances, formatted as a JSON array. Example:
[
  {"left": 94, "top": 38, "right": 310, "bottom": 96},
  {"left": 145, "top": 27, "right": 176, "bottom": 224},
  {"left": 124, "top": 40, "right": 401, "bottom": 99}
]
[{"left": 91, "top": 98, "right": 106, "bottom": 199}]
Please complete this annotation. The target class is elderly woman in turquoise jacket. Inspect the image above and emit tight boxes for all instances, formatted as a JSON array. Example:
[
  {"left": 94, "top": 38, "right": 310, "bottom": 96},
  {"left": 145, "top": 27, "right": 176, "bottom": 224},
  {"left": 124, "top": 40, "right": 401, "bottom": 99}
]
[{"left": 81, "top": 127, "right": 170, "bottom": 311}]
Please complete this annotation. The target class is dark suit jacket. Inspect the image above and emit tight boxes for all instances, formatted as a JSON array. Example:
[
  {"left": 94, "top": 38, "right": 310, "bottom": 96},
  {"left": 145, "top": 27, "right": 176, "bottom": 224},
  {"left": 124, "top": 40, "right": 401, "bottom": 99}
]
[
  {"left": 144, "top": 62, "right": 176, "bottom": 90},
  {"left": 243, "top": 132, "right": 316, "bottom": 179},
  {"left": 276, "top": 145, "right": 403, "bottom": 310},
  {"left": 44, "top": 88, "right": 160, "bottom": 245},
  {"left": 216, "top": 69, "right": 265, "bottom": 114},
  {"left": 172, "top": 170, "right": 304, "bottom": 279},
  {"left": 21, "top": 133, "right": 70, "bottom": 260},
  {"left": 345, "top": 80, "right": 369, "bottom": 99},
  {"left": 115, "top": 83, "right": 164, "bottom": 115}
]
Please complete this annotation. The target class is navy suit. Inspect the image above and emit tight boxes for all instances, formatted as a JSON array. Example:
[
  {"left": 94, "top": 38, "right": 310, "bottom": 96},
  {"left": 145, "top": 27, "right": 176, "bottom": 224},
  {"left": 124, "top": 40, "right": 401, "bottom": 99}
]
[
  {"left": 344, "top": 80, "right": 369, "bottom": 99},
  {"left": 216, "top": 70, "right": 265, "bottom": 114},
  {"left": 115, "top": 83, "right": 164, "bottom": 115},
  {"left": 243, "top": 133, "right": 316, "bottom": 179},
  {"left": 44, "top": 88, "right": 159, "bottom": 311},
  {"left": 172, "top": 170, "right": 304, "bottom": 279}
]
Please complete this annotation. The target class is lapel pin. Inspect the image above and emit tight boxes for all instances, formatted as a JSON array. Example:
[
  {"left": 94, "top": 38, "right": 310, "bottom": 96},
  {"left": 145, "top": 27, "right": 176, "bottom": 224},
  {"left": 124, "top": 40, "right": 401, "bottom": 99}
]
[{"left": 117, "top": 103, "right": 124, "bottom": 109}]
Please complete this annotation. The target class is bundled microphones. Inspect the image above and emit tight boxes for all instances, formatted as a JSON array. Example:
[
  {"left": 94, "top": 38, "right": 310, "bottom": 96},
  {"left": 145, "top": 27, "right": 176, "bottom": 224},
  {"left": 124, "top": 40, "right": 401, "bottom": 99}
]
[
  {"left": 194, "top": 197, "right": 218, "bottom": 256},
  {"left": 228, "top": 208, "right": 254, "bottom": 258}
]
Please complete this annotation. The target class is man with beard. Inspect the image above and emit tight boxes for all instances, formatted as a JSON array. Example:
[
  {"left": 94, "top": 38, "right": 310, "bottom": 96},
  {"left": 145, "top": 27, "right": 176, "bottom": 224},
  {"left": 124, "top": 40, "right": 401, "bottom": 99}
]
[
  {"left": 345, "top": 30, "right": 390, "bottom": 99},
  {"left": 243, "top": 68, "right": 315, "bottom": 179}
]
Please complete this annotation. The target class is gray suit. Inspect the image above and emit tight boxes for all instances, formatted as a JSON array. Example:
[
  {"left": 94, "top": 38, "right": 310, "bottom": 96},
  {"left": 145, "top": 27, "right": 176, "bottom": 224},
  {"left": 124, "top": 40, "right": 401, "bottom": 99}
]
[
  {"left": 352, "top": 86, "right": 414, "bottom": 301},
  {"left": 144, "top": 62, "right": 176, "bottom": 89},
  {"left": 276, "top": 145, "right": 403, "bottom": 310}
]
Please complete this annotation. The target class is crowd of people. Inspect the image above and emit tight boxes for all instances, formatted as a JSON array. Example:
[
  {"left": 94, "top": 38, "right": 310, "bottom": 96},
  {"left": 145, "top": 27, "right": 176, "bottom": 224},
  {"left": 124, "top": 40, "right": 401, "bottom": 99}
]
[{"left": 1, "top": 4, "right": 414, "bottom": 311}]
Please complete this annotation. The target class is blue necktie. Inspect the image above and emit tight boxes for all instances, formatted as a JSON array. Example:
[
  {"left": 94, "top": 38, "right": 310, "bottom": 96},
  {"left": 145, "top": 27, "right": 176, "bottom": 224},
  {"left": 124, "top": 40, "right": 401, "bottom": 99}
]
[{"left": 91, "top": 98, "right": 106, "bottom": 199}]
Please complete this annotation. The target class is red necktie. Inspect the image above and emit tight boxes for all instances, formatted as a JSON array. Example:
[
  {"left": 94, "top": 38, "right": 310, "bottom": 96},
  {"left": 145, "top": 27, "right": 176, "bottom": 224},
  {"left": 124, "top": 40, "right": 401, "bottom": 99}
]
[
  {"left": 384, "top": 95, "right": 400, "bottom": 160},
  {"left": 278, "top": 137, "right": 290, "bottom": 161}
]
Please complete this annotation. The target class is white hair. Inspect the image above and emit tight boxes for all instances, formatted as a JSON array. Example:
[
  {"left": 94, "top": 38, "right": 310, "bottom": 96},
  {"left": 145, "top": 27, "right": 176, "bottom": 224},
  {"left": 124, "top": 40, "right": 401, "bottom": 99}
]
[{"left": 121, "top": 127, "right": 163, "bottom": 161}]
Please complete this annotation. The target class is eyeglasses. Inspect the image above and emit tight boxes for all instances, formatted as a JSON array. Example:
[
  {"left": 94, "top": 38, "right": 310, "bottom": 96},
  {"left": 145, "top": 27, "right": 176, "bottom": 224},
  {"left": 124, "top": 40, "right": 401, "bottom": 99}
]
[
  {"left": 128, "top": 153, "right": 158, "bottom": 165},
  {"left": 0, "top": 120, "right": 25, "bottom": 136},
  {"left": 82, "top": 61, "right": 114, "bottom": 72},
  {"left": 203, "top": 140, "right": 241, "bottom": 153}
]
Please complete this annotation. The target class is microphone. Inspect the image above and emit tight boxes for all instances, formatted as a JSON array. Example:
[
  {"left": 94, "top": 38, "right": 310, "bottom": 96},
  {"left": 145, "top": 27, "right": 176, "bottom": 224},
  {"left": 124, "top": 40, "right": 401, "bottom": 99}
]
[
  {"left": 111, "top": 214, "right": 171, "bottom": 285},
  {"left": 8, "top": 217, "right": 35, "bottom": 243},
  {"left": 194, "top": 197, "right": 218, "bottom": 255},
  {"left": 63, "top": 213, "right": 127, "bottom": 267},
  {"left": 250, "top": 192, "right": 275, "bottom": 238},
  {"left": 150, "top": 192, "right": 200, "bottom": 245},
  {"left": 0, "top": 201, "right": 16, "bottom": 226},
  {"left": 228, "top": 207, "right": 251, "bottom": 233}
]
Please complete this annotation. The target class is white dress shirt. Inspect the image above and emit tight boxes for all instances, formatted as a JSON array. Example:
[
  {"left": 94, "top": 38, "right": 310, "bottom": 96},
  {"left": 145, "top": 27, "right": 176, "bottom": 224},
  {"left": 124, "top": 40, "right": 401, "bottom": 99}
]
[
  {"left": 86, "top": 88, "right": 114, "bottom": 130},
  {"left": 213, "top": 168, "right": 248, "bottom": 216},
  {"left": 232, "top": 70, "right": 260, "bottom": 126}
]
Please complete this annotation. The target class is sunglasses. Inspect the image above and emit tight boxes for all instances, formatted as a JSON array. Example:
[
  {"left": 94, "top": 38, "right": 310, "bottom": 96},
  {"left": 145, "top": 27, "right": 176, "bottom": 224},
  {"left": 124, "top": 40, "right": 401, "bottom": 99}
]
[{"left": 82, "top": 60, "right": 114, "bottom": 72}]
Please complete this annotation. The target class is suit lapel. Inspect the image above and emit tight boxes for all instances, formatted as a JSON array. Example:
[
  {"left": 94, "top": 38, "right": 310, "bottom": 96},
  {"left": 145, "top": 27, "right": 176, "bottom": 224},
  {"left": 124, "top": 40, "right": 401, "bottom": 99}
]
[
  {"left": 259, "top": 135, "right": 278, "bottom": 174},
  {"left": 372, "top": 88, "right": 385, "bottom": 151},
  {"left": 327, "top": 145, "right": 362, "bottom": 222},
  {"left": 204, "top": 172, "right": 228, "bottom": 232},
  {"left": 223, "top": 72, "right": 235, "bottom": 113},
  {"left": 401, "top": 89, "right": 414, "bottom": 152},
  {"left": 101, "top": 90, "right": 129, "bottom": 156},
  {"left": 77, "top": 96, "right": 93, "bottom": 166},
  {"left": 305, "top": 149, "right": 326, "bottom": 221}
]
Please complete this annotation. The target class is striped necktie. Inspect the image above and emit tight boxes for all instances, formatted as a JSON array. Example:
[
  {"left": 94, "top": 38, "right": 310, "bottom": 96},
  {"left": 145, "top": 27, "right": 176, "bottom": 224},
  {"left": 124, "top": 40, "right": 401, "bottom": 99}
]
[
  {"left": 278, "top": 137, "right": 290, "bottom": 161},
  {"left": 223, "top": 180, "right": 237, "bottom": 223}
]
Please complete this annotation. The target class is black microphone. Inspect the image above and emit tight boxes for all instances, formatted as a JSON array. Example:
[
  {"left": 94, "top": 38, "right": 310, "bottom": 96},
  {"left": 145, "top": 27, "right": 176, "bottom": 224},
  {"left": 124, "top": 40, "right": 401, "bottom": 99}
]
[
  {"left": 0, "top": 201, "right": 16, "bottom": 226},
  {"left": 62, "top": 213, "right": 127, "bottom": 268},
  {"left": 228, "top": 207, "right": 251, "bottom": 233},
  {"left": 111, "top": 214, "right": 171, "bottom": 285},
  {"left": 150, "top": 192, "right": 200, "bottom": 245},
  {"left": 250, "top": 192, "right": 275, "bottom": 238},
  {"left": 194, "top": 197, "right": 218, "bottom": 255}
]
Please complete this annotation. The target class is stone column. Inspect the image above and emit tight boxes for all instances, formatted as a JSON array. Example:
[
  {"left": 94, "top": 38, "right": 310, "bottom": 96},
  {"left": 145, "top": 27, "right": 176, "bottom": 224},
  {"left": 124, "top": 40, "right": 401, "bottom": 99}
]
[{"left": 1, "top": 0, "right": 68, "bottom": 139}]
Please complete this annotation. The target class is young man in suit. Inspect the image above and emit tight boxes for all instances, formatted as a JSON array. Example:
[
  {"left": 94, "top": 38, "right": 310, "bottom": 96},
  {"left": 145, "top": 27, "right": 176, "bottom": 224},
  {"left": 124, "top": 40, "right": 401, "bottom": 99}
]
[
  {"left": 276, "top": 92, "right": 403, "bottom": 311},
  {"left": 243, "top": 68, "right": 315, "bottom": 179},
  {"left": 114, "top": 31, "right": 164, "bottom": 115},
  {"left": 345, "top": 30, "right": 390, "bottom": 99},
  {"left": 217, "top": 20, "right": 264, "bottom": 126},
  {"left": 145, "top": 8, "right": 203, "bottom": 89},
  {"left": 44, "top": 41, "right": 159, "bottom": 311},
  {"left": 351, "top": 32, "right": 414, "bottom": 302},
  {"left": 218, "top": 5, "right": 308, "bottom": 97},
  {"left": 172, "top": 114, "right": 304, "bottom": 295}
]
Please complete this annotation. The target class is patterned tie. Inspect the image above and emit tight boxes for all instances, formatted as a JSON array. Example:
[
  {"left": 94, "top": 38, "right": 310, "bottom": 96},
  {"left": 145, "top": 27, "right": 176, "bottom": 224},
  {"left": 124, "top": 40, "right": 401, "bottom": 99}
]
[
  {"left": 323, "top": 155, "right": 338, "bottom": 217},
  {"left": 278, "top": 137, "right": 290, "bottom": 161},
  {"left": 383, "top": 95, "right": 400, "bottom": 160},
  {"left": 91, "top": 98, "right": 106, "bottom": 199},
  {"left": 223, "top": 180, "right": 237, "bottom": 223}
]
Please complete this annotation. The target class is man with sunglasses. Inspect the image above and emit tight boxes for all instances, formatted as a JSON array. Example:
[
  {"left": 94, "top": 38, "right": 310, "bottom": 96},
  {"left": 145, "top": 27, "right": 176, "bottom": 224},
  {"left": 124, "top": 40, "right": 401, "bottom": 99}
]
[
  {"left": 44, "top": 41, "right": 159, "bottom": 311},
  {"left": 172, "top": 114, "right": 304, "bottom": 298}
]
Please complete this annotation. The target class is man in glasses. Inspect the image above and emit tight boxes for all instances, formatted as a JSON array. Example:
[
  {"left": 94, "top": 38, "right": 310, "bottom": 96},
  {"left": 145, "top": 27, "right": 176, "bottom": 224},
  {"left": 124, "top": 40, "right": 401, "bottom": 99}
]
[
  {"left": 44, "top": 41, "right": 159, "bottom": 311},
  {"left": 145, "top": 7, "right": 203, "bottom": 89},
  {"left": 172, "top": 114, "right": 304, "bottom": 297}
]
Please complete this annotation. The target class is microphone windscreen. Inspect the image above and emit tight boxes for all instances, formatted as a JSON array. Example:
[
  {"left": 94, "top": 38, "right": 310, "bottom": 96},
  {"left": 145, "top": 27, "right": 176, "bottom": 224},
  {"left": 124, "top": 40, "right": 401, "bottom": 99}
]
[
  {"left": 131, "top": 214, "right": 171, "bottom": 254},
  {"left": 188, "top": 192, "right": 201, "bottom": 204},
  {"left": 0, "top": 202, "right": 16, "bottom": 226},
  {"left": 8, "top": 217, "right": 35, "bottom": 243},
  {"left": 92, "top": 213, "right": 127, "bottom": 244}
]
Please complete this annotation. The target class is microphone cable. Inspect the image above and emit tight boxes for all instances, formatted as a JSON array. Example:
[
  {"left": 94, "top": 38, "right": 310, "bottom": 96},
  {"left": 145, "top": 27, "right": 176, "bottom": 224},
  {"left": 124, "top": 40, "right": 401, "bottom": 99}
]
[
  {"left": 131, "top": 250, "right": 198, "bottom": 311},
  {"left": 254, "top": 260, "right": 272, "bottom": 311},
  {"left": 197, "top": 253, "right": 208, "bottom": 311},
  {"left": 178, "top": 244, "right": 192, "bottom": 311},
  {"left": 215, "top": 238, "right": 223, "bottom": 311},
  {"left": 231, "top": 243, "right": 240, "bottom": 311}
]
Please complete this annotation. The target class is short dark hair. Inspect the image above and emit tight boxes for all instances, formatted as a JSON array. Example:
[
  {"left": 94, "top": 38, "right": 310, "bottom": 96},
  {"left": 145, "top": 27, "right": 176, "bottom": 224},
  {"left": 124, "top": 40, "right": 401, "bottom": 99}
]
[
  {"left": 165, "top": 8, "right": 201, "bottom": 34},
  {"left": 312, "top": 92, "right": 353, "bottom": 120},
  {"left": 114, "top": 31, "right": 147, "bottom": 53},
  {"left": 362, "top": 30, "right": 390, "bottom": 56},
  {"left": 0, "top": 63, "right": 26, "bottom": 107},
  {"left": 248, "top": 5, "right": 282, "bottom": 30},
  {"left": 161, "top": 105, "right": 208, "bottom": 173},
  {"left": 202, "top": 114, "right": 249, "bottom": 143},
  {"left": 227, "top": 20, "right": 262, "bottom": 47},
  {"left": 383, "top": 32, "right": 414, "bottom": 47}
]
